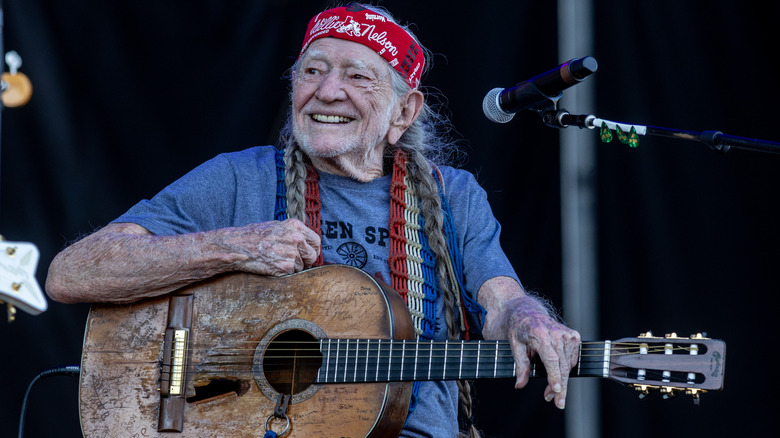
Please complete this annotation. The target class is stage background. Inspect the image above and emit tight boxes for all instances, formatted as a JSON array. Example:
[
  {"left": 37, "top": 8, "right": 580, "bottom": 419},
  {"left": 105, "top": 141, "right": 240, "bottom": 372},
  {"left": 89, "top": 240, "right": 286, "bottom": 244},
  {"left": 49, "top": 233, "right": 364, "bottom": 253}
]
[{"left": 1, "top": 1, "right": 777, "bottom": 436}]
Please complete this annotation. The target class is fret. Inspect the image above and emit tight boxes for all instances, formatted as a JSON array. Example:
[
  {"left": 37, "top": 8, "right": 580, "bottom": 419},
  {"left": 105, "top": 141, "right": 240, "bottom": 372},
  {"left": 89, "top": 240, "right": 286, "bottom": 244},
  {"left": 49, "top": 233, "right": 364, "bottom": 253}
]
[
  {"left": 413, "top": 340, "right": 419, "bottom": 380},
  {"left": 345, "top": 339, "right": 356, "bottom": 383},
  {"left": 344, "top": 338, "right": 351, "bottom": 383},
  {"left": 399, "top": 340, "right": 407, "bottom": 381},
  {"left": 325, "top": 339, "right": 333, "bottom": 382},
  {"left": 353, "top": 339, "right": 359, "bottom": 382},
  {"left": 427, "top": 341, "right": 433, "bottom": 380},
  {"left": 317, "top": 339, "right": 324, "bottom": 382},
  {"left": 401, "top": 340, "right": 416, "bottom": 382},
  {"left": 458, "top": 340, "right": 463, "bottom": 379},
  {"left": 374, "top": 340, "right": 381, "bottom": 382},
  {"left": 333, "top": 339, "right": 341, "bottom": 383},
  {"left": 493, "top": 341, "right": 499, "bottom": 378},
  {"left": 475, "top": 341, "right": 481, "bottom": 379},
  {"left": 386, "top": 339, "right": 392, "bottom": 381},
  {"left": 442, "top": 340, "right": 448, "bottom": 379},
  {"left": 364, "top": 339, "right": 371, "bottom": 382}
]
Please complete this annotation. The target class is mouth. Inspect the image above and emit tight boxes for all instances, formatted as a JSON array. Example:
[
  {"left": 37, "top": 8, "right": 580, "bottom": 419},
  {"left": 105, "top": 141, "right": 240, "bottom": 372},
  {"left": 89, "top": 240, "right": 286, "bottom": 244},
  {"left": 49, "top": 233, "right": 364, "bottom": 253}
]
[{"left": 310, "top": 114, "right": 354, "bottom": 124}]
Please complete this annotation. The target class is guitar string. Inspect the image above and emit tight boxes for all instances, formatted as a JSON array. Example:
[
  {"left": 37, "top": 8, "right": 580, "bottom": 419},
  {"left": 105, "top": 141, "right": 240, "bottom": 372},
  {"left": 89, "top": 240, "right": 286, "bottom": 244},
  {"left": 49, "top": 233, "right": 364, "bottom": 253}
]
[
  {"left": 151, "top": 341, "right": 690, "bottom": 374},
  {"left": 170, "top": 341, "right": 699, "bottom": 358},
  {"left": 148, "top": 340, "right": 706, "bottom": 385},
  {"left": 153, "top": 365, "right": 700, "bottom": 386}
]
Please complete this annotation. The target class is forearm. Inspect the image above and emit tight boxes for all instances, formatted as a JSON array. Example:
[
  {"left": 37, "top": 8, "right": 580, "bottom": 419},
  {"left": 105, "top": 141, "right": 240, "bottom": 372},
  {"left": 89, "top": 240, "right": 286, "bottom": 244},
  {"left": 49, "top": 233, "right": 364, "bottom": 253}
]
[{"left": 45, "top": 223, "right": 245, "bottom": 304}]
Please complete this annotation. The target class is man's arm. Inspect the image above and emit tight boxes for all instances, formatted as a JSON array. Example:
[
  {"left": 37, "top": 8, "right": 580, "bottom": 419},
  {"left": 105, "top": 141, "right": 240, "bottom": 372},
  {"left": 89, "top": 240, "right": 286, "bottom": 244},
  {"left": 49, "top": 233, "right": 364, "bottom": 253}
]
[
  {"left": 45, "top": 219, "right": 321, "bottom": 304},
  {"left": 478, "top": 276, "right": 581, "bottom": 409}
]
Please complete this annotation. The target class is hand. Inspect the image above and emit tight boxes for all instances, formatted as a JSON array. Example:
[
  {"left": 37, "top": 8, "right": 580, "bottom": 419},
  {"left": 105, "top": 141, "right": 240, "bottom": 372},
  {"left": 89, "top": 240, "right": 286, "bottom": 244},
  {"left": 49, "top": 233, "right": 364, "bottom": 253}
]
[
  {"left": 504, "top": 304, "right": 581, "bottom": 409},
  {"left": 220, "top": 219, "right": 321, "bottom": 276},
  {"left": 478, "top": 277, "right": 581, "bottom": 409}
]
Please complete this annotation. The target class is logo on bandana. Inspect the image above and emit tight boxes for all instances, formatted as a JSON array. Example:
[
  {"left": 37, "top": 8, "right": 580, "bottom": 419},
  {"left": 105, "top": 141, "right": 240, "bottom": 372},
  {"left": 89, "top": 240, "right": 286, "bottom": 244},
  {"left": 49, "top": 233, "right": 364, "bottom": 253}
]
[
  {"left": 336, "top": 242, "right": 368, "bottom": 268},
  {"left": 337, "top": 17, "right": 363, "bottom": 37}
]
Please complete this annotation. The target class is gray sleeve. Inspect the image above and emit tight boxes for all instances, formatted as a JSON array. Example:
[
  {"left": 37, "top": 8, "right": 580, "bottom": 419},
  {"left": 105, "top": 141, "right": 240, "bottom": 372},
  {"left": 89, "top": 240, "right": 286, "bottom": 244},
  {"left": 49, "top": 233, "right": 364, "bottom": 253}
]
[
  {"left": 441, "top": 167, "right": 520, "bottom": 301},
  {"left": 112, "top": 146, "right": 278, "bottom": 235}
]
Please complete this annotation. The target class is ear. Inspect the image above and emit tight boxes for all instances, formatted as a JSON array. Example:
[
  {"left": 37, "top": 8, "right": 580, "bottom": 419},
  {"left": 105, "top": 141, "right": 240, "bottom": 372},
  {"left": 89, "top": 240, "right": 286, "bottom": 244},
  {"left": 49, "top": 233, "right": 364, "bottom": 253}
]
[{"left": 387, "top": 90, "right": 424, "bottom": 145}]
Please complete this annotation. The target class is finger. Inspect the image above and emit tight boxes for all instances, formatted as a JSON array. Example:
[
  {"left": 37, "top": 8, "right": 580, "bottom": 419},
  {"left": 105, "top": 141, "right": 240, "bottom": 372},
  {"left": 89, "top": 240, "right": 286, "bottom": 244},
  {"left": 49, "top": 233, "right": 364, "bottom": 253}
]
[
  {"left": 512, "top": 342, "right": 532, "bottom": 389},
  {"left": 298, "top": 239, "right": 320, "bottom": 268},
  {"left": 285, "top": 220, "right": 321, "bottom": 265},
  {"left": 549, "top": 330, "right": 580, "bottom": 409},
  {"left": 537, "top": 341, "right": 564, "bottom": 401},
  {"left": 569, "top": 330, "right": 582, "bottom": 368},
  {"left": 547, "top": 385, "right": 567, "bottom": 409},
  {"left": 539, "top": 348, "right": 566, "bottom": 409}
]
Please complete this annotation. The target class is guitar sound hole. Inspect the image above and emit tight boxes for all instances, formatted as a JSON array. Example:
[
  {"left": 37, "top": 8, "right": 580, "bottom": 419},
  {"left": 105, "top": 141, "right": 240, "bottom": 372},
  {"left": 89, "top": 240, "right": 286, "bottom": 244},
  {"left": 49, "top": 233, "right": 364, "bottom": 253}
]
[{"left": 263, "top": 329, "right": 322, "bottom": 395}]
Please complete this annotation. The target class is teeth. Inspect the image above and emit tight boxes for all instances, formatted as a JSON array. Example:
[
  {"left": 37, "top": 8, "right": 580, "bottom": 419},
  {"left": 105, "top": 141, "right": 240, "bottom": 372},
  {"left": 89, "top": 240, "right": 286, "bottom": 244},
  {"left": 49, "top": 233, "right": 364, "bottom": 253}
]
[{"left": 312, "top": 114, "right": 352, "bottom": 123}]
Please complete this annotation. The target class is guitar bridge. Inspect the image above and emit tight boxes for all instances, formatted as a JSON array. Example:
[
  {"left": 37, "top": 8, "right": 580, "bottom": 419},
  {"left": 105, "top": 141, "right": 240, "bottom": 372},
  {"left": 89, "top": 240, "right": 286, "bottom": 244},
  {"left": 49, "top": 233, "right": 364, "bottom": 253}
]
[{"left": 158, "top": 294, "right": 193, "bottom": 432}]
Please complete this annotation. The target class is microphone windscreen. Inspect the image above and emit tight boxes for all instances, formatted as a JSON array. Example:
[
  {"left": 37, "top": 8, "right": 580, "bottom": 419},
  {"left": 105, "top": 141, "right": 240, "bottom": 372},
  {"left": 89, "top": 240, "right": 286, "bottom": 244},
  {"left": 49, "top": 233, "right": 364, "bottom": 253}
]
[{"left": 482, "top": 88, "right": 514, "bottom": 123}]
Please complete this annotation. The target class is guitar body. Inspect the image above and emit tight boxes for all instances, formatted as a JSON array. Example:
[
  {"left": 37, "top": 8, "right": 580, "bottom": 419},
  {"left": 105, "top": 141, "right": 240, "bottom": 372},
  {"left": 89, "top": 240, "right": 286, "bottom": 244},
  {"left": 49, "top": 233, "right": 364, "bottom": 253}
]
[{"left": 80, "top": 265, "right": 414, "bottom": 437}]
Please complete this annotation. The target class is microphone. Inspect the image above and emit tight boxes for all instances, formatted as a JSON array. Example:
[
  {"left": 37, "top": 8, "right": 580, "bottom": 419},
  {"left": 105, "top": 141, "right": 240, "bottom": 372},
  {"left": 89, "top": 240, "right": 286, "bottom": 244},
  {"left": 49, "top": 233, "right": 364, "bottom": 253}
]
[{"left": 483, "top": 56, "right": 598, "bottom": 123}]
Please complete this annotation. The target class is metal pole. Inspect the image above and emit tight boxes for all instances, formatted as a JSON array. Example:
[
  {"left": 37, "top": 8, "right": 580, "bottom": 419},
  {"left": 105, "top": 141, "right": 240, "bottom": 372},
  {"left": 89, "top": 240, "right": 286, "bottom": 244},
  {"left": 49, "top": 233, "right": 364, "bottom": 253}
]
[{"left": 557, "top": 1, "right": 600, "bottom": 438}]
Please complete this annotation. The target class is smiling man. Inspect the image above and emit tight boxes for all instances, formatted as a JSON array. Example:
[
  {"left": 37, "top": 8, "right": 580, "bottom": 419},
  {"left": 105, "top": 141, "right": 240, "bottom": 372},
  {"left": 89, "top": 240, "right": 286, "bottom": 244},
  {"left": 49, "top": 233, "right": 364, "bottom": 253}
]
[{"left": 46, "top": 3, "right": 580, "bottom": 437}]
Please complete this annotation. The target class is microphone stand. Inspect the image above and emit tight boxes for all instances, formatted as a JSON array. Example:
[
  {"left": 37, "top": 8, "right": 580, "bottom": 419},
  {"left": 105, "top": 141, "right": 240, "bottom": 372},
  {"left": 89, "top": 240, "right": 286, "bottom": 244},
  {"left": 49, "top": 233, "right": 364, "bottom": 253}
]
[
  {"left": 550, "top": 110, "right": 780, "bottom": 154},
  {"left": 534, "top": 98, "right": 780, "bottom": 154},
  {"left": 509, "top": 81, "right": 780, "bottom": 154}
]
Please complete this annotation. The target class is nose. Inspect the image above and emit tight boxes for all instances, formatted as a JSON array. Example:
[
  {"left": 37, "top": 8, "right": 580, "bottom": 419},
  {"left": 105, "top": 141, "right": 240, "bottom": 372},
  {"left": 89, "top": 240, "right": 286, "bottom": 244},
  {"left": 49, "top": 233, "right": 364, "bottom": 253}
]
[{"left": 314, "top": 71, "right": 347, "bottom": 102}]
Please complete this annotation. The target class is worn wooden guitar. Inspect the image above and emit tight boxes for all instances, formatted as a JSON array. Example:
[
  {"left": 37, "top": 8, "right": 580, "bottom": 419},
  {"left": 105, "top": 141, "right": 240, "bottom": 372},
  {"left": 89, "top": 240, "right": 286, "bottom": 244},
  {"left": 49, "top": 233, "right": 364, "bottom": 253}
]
[{"left": 80, "top": 264, "right": 725, "bottom": 437}]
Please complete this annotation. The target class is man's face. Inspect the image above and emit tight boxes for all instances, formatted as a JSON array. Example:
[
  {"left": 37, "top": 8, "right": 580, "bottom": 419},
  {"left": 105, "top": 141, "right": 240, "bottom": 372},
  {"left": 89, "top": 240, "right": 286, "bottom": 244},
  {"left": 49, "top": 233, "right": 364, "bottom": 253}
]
[{"left": 291, "top": 38, "right": 400, "bottom": 162}]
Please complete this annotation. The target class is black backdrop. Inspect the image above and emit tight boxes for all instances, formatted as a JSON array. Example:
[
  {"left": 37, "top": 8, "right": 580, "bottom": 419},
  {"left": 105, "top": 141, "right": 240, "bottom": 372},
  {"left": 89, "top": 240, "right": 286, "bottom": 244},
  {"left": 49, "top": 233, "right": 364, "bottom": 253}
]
[{"left": 2, "top": 1, "right": 778, "bottom": 437}]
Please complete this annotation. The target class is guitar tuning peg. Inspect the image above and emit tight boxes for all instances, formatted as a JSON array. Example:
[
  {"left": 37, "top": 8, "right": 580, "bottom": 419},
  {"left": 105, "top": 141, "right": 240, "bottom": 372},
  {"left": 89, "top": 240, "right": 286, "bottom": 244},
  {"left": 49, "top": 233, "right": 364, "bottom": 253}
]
[
  {"left": 686, "top": 389, "right": 702, "bottom": 406},
  {"left": 638, "top": 331, "right": 654, "bottom": 338},
  {"left": 664, "top": 332, "right": 679, "bottom": 339},
  {"left": 633, "top": 384, "right": 649, "bottom": 399},
  {"left": 660, "top": 387, "right": 677, "bottom": 399}
]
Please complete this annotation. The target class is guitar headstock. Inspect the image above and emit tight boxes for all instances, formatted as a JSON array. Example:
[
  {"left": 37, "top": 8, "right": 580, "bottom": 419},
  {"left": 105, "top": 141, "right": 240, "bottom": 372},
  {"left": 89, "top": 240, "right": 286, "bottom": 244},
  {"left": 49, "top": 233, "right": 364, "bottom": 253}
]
[
  {"left": 606, "top": 332, "right": 725, "bottom": 403},
  {"left": 0, "top": 238, "right": 47, "bottom": 322}
]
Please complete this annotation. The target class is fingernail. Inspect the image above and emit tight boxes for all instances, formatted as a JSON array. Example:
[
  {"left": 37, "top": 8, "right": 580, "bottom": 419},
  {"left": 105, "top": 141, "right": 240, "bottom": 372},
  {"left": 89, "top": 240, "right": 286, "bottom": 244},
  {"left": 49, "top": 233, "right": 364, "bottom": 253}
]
[
  {"left": 558, "top": 399, "right": 566, "bottom": 409},
  {"left": 545, "top": 393, "right": 554, "bottom": 402},
  {"left": 554, "top": 383, "right": 562, "bottom": 393}
]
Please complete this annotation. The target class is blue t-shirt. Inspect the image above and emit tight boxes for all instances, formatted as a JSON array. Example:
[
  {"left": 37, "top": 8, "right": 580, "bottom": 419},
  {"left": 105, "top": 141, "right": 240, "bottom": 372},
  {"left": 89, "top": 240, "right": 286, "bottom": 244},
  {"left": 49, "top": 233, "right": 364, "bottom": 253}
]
[{"left": 115, "top": 145, "right": 518, "bottom": 437}]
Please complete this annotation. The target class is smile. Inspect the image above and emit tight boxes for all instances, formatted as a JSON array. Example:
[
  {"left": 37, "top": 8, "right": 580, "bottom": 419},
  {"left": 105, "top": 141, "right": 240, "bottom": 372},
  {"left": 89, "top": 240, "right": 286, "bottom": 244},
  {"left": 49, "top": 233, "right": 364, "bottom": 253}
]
[{"left": 311, "top": 114, "right": 353, "bottom": 123}]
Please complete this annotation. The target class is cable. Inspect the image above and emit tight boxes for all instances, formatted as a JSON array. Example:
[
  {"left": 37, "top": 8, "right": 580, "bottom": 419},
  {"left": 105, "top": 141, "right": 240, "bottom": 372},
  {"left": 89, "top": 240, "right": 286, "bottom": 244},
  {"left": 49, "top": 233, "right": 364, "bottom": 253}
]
[{"left": 18, "top": 365, "right": 80, "bottom": 438}]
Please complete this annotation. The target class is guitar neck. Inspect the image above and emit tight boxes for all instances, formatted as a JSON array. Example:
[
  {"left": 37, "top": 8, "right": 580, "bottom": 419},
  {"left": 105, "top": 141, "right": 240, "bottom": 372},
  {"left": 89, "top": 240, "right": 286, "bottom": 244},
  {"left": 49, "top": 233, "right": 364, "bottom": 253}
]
[{"left": 315, "top": 339, "right": 608, "bottom": 383}]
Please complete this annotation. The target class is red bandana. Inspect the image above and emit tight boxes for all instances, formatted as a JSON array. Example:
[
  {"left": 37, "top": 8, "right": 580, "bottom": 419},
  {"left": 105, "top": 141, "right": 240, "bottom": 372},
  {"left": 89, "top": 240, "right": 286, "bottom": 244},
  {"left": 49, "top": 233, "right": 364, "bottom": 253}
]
[{"left": 299, "top": 4, "right": 425, "bottom": 89}]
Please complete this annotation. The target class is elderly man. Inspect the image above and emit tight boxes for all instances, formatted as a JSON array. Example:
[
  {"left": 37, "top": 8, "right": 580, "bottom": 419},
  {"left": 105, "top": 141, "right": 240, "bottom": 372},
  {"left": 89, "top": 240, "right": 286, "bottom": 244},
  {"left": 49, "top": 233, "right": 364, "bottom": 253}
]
[{"left": 46, "top": 3, "right": 580, "bottom": 437}]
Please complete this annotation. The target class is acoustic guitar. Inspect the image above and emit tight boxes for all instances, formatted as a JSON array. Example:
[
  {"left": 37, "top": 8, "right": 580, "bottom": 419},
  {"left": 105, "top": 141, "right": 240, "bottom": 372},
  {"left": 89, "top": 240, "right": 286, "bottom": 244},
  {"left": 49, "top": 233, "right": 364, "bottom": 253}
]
[{"left": 79, "top": 264, "right": 725, "bottom": 437}]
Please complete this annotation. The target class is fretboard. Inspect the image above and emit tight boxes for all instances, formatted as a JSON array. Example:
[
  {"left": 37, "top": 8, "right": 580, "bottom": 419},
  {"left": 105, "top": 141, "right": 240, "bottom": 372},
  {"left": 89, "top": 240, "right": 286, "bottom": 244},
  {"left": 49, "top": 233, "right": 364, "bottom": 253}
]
[{"left": 315, "top": 339, "right": 610, "bottom": 383}]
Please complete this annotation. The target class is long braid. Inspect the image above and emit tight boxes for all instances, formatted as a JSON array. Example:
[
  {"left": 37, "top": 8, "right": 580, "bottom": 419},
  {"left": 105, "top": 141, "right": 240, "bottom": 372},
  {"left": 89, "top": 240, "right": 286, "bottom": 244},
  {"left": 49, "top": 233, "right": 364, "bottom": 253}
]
[
  {"left": 283, "top": 142, "right": 307, "bottom": 223},
  {"left": 403, "top": 147, "right": 480, "bottom": 438}
]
